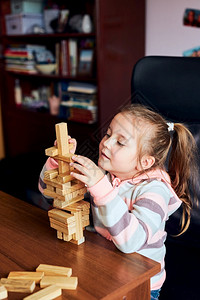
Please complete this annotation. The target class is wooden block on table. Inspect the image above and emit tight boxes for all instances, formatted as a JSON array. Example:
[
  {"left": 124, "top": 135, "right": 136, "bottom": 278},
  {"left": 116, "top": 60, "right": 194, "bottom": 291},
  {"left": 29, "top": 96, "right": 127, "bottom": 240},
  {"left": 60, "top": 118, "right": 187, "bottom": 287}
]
[
  {"left": 57, "top": 231, "right": 63, "bottom": 239},
  {"left": 8, "top": 271, "right": 44, "bottom": 284},
  {"left": 49, "top": 219, "right": 76, "bottom": 236},
  {"left": 0, "top": 278, "right": 35, "bottom": 293},
  {"left": 74, "top": 211, "right": 83, "bottom": 241},
  {"left": 44, "top": 169, "right": 58, "bottom": 180},
  {"left": 0, "top": 283, "right": 8, "bottom": 300},
  {"left": 36, "top": 264, "right": 72, "bottom": 277},
  {"left": 63, "top": 233, "right": 72, "bottom": 241},
  {"left": 23, "top": 284, "right": 62, "bottom": 300},
  {"left": 70, "top": 236, "right": 85, "bottom": 245},
  {"left": 40, "top": 276, "right": 78, "bottom": 290},
  {"left": 45, "top": 146, "right": 58, "bottom": 157},
  {"left": 48, "top": 209, "right": 75, "bottom": 224}
]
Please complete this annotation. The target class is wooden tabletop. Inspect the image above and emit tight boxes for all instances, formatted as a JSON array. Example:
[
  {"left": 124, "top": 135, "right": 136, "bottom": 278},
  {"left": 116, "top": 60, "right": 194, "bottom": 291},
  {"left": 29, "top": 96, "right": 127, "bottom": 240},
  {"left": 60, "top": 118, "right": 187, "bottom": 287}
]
[{"left": 0, "top": 191, "right": 160, "bottom": 299}]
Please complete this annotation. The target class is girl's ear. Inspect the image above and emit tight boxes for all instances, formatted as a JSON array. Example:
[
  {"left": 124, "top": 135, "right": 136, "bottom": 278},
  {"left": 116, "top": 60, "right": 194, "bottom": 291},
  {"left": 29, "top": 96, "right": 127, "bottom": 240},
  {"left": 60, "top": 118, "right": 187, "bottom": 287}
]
[{"left": 140, "top": 155, "right": 155, "bottom": 170}]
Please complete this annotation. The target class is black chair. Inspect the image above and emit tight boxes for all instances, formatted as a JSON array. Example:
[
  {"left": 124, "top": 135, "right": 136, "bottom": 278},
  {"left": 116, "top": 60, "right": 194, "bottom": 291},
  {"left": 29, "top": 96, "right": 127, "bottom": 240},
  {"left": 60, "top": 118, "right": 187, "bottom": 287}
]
[{"left": 131, "top": 56, "right": 200, "bottom": 300}]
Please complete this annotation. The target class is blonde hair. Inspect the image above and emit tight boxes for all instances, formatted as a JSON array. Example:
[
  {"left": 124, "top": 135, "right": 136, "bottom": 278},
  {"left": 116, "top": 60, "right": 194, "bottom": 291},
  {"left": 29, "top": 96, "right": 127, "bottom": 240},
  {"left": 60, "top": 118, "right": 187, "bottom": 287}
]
[{"left": 121, "top": 104, "right": 198, "bottom": 234}]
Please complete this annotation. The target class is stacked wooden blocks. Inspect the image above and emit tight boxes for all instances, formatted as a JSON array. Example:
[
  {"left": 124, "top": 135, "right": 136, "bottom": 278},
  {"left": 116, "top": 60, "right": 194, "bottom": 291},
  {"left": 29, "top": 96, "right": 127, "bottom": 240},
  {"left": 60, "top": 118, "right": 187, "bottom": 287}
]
[{"left": 43, "top": 122, "right": 90, "bottom": 245}]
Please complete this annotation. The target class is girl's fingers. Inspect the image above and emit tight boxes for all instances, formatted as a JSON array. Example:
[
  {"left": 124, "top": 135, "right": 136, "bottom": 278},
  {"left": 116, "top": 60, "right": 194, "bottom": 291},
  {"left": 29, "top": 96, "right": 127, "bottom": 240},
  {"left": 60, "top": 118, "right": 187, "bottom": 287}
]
[
  {"left": 68, "top": 137, "right": 77, "bottom": 153},
  {"left": 70, "top": 161, "right": 88, "bottom": 175},
  {"left": 70, "top": 171, "right": 88, "bottom": 185},
  {"left": 72, "top": 155, "right": 94, "bottom": 169}
]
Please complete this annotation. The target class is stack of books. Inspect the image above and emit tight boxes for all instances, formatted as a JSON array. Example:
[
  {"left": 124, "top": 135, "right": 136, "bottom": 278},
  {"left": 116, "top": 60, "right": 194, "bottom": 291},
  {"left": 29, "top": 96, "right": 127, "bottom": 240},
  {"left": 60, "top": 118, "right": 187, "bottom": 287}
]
[
  {"left": 60, "top": 81, "right": 97, "bottom": 124},
  {"left": 4, "top": 44, "right": 51, "bottom": 74}
]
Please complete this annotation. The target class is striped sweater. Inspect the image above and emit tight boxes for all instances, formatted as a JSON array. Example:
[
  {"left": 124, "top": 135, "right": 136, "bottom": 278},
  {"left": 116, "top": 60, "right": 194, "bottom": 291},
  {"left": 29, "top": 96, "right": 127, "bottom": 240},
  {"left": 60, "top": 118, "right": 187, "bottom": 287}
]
[
  {"left": 39, "top": 158, "right": 181, "bottom": 290},
  {"left": 88, "top": 169, "right": 182, "bottom": 290}
]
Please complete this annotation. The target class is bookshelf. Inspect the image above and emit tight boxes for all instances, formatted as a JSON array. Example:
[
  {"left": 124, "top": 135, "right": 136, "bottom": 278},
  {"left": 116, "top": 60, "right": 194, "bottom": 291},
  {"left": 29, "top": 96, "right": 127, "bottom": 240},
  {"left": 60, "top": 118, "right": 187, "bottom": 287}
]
[{"left": 0, "top": 0, "right": 145, "bottom": 160}]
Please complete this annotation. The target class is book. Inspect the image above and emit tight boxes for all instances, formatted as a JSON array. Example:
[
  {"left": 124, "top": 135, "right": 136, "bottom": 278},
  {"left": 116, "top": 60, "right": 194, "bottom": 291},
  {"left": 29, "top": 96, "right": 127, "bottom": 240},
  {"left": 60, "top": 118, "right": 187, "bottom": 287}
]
[
  {"left": 67, "top": 81, "right": 97, "bottom": 94},
  {"left": 68, "top": 106, "right": 97, "bottom": 124},
  {"left": 60, "top": 100, "right": 97, "bottom": 109},
  {"left": 55, "top": 42, "right": 60, "bottom": 75},
  {"left": 69, "top": 39, "right": 78, "bottom": 76},
  {"left": 61, "top": 40, "right": 70, "bottom": 76}
]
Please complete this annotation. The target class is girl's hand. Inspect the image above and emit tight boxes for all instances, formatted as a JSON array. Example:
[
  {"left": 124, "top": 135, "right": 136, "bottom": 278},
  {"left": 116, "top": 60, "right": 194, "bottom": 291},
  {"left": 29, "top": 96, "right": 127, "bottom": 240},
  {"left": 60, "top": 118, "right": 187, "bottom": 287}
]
[
  {"left": 54, "top": 136, "right": 77, "bottom": 154},
  {"left": 70, "top": 155, "right": 104, "bottom": 188},
  {"left": 68, "top": 136, "right": 77, "bottom": 154}
]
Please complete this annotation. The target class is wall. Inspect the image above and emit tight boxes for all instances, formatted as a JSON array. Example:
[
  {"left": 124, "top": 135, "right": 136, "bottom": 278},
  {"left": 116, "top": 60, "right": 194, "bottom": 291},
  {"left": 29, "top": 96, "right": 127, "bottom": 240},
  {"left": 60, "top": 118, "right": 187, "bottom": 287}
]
[{"left": 146, "top": 0, "right": 200, "bottom": 56}]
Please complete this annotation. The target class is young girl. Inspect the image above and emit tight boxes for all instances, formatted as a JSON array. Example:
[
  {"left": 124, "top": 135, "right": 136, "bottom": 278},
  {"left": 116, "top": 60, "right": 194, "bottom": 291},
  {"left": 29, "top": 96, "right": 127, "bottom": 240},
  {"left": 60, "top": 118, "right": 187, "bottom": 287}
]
[{"left": 39, "top": 104, "right": 198, "bottom": 300}]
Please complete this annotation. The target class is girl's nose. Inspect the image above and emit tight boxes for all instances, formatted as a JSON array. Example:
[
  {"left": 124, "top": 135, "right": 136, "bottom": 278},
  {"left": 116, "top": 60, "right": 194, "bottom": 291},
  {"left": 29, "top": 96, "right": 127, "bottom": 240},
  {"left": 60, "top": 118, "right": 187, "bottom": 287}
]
[{"left": 103, "top": 136, "right": 114, "bottom": 149}]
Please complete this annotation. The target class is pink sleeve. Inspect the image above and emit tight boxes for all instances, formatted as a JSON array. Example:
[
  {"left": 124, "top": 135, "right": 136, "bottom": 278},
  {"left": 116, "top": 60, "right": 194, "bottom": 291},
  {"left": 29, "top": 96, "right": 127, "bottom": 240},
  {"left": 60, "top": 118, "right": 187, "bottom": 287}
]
[{"left": 88, "top": 175, "right": 119, "bottom": 206}]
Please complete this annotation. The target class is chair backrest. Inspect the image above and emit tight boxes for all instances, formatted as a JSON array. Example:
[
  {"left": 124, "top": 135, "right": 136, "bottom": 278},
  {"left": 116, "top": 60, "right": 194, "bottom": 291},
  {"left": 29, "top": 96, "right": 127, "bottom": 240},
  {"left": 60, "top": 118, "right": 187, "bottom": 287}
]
[{"left": 131, "top": 56, "right": 200, "bottom": 246}]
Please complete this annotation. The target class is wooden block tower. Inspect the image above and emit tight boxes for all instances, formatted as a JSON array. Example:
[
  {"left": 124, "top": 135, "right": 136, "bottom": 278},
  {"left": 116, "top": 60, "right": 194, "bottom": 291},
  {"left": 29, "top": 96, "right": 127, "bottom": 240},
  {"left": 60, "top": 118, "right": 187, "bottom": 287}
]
[{"left": 43, "top": 122, "right": 90, "bottom": 245}]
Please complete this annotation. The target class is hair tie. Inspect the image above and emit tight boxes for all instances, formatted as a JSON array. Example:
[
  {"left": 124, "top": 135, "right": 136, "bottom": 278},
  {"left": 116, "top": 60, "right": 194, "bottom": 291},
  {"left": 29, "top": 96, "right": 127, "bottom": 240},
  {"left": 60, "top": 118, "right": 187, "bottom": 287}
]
[{"left": 167, "top": 122, "right": 174, "bottom": 132}]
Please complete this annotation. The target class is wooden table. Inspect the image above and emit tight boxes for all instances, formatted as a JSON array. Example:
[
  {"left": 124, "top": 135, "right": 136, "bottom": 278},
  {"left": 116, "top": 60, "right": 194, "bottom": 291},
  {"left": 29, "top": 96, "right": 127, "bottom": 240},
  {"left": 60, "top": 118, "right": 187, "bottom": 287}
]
[{"left": 0, "top": 191, "right": 160, "bottom": 299}]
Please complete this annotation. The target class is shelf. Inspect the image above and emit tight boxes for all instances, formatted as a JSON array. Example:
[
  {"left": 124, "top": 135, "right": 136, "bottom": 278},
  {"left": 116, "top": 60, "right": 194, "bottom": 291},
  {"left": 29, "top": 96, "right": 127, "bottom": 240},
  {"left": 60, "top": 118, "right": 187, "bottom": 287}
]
[
  {"left": 2, "top": 33, "right": 96, "bottom": 40},
  {"left": 0, "top": 0, "right": 145, "bottom": 158},
  {"left": 6, "top": 70, "right": 97, "bottom": 82}
]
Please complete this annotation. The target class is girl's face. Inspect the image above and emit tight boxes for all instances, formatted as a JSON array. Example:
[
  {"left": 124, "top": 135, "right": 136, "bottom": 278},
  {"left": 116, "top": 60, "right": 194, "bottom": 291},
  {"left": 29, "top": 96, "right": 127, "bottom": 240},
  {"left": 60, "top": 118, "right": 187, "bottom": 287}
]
[{"left": 98, "top": 112, "right": 141, "bottom": 180}]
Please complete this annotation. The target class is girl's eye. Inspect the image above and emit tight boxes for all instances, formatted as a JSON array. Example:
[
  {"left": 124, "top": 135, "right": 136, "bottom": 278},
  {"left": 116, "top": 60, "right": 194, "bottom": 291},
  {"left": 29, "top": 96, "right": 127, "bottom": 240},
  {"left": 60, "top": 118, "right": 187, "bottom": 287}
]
[
  {"left": 105, "top": 133, "right": 111, "bottom": 138},
  {"left": 117, "top": 141, "right": 125, "bottom": 146}
]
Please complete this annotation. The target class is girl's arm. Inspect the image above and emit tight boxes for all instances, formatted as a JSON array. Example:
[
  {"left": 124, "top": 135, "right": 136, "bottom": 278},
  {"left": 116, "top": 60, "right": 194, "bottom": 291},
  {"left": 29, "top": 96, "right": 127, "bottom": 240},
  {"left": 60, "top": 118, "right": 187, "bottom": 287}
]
[
  {"left": 70, "top": 155, "right": 170, "bottom": 253},
  {"left": 90, "top": 177, "right": 171, "bottom": 254}
]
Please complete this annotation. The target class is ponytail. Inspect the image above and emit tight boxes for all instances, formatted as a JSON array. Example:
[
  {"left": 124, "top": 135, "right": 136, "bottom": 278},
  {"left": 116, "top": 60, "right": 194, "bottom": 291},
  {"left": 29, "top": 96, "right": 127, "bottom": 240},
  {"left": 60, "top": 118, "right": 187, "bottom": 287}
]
[{"left": 168, "top": 123, "right": 198, "bottom": 234}]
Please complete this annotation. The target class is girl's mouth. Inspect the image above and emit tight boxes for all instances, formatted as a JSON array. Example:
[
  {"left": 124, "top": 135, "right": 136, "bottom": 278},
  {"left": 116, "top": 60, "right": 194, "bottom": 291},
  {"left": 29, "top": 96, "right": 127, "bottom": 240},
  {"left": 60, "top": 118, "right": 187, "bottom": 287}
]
[{"left": 101, "top": 151, "right": 110, "bottom": 160}]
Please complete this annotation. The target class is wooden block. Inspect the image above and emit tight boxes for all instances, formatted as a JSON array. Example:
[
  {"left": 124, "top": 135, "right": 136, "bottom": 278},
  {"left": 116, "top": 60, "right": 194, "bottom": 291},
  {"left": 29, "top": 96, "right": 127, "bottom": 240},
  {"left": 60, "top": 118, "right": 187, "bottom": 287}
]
[
  {"left": 40, "top": 276, "right": 78, "bottom": 290},
  {"left": 48, "top": 209, "right": 75, "bottom": 224},
  {"left": 72, "top": 187, "right": 87, "bottom": 198},
  {"left": 0, "top": 283, "right": 7, "bottom": 299},
  {"left": 1, "top": 278, "right": 35, "bottom": 293},
  {"left": 44, "top": 177, "right": 74, "bottom": 189},
  {"left": 57, "top": 231, "right": 63, "bottom": 239},
  {"left": 36, "top": 264, "right": 72, "bottom": 277},
  {"left": 70, "top": 236, "right": 85, "bottom": 245},
  {"left": 44, "top": 189, "right": 74, "bottom": 202},
  {"left": 45, "top": 146, "right": 58, "bottom": 157},
  {"left": 57, "top": 173, "right": 72, "bottom": 184},
  {"left": 53, "top": 194, "right": 85, "bottom": 209},
  {"left": 8, "top": 271, "right": 44, "bottom": 284},
  {"left": 46, "top": 184, "right": 55, "bottom": 192},
  {"left": 74, "top": 211, "right": 83, "bottom": 241},
  {"left": 63, "top": 233, "right": 72, "bottom": 241},
  {"left": 66, "top": 200, "right": 90, "bottom": 213},
  {"left": 55, "top": 123, "right": 69, "bottom": 156},
  {"left": 49, "top": 219, "right": 76, "bottom": 236},
  {"left": 82, "top": 218, "right": 90, "bottom": 228},
  {"left": 49, "top": 215, "right": 88, "bottom": 230},
  {"left": 43, "top": 189, "right": 57, "bottom": 199},
  {"left": 56, "top": 182, "right": 85, "bottom": 196},
  {"left": 23, "top": 284, "right": 62, "bottom": 300},
  {"left": 54, "top": 153, "right": 73, "bottom": 163},
  {"left": 58, "top": 160, "right": 70, "bottom": 175},
  {"left": 44, "top": 169, "right": 58, "bottom": 180}
]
